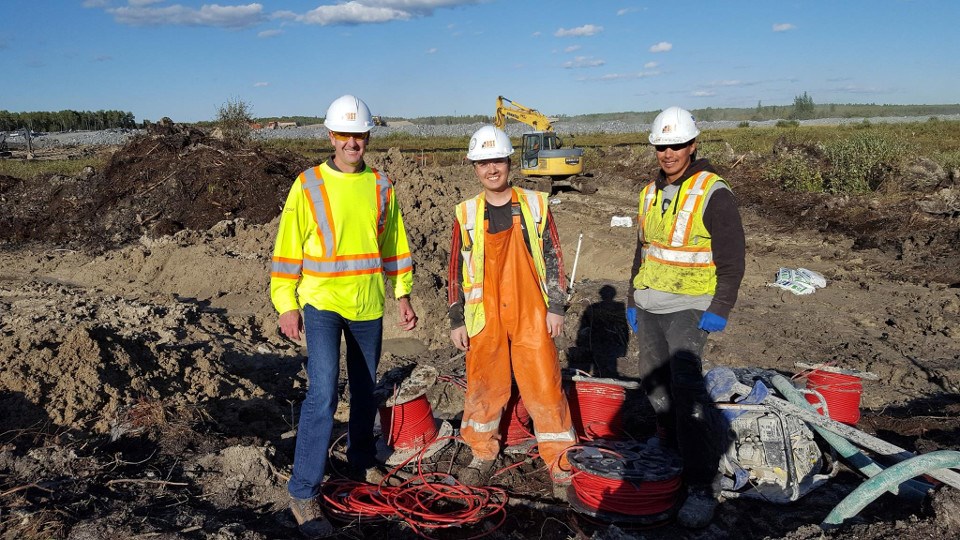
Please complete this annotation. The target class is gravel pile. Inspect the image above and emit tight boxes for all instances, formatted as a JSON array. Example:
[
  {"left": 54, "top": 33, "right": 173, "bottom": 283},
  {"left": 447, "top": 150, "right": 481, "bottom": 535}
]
[
  {"left": 23, "top": 115, "right": 960, "bottom": 148},
  {"left": 27, "top": 128, "right": 144, "bottom": 148}
]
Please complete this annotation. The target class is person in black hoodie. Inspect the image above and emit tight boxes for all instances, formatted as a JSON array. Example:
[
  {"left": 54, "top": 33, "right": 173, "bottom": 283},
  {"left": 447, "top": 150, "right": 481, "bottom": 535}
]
[{"left": 626, "top": 106, "right": 745, "bottom": 528}]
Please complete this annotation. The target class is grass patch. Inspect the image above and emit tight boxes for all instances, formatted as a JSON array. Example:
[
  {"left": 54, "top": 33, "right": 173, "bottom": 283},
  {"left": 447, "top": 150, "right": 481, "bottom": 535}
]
[{"left": 0, "top": 155, "right": 105, "bottom": 180}]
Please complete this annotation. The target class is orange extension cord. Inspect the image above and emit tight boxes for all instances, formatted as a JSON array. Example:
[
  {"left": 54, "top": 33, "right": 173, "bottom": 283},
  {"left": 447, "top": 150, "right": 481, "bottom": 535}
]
[
  {"left": 567, "top": 380, "right": 627, "bottom": 440},
  {"left": 567, "top": 445, "right": 683, "bottom": 518},
  {"left": 322, "top": 436, "right": 508, "bottom": 539}
]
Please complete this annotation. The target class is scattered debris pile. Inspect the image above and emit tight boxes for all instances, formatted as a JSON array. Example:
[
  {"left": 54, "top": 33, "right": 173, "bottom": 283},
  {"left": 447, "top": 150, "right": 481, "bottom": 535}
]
[{"left": 0, "top": 122, "right": 312, "bottom": 249}]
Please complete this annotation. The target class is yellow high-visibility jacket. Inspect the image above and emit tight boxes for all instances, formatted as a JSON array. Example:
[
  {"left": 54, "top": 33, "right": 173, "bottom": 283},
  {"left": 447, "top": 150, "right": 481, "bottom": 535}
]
[
  {"left": 633, "top": 171, "right": 725, "bottom": 296},
  {"left": 455, "top": 187, "right": 550, "bottom": 337},
  {"left": 270, "top": 161, "right": 413, "bottom": 321}
]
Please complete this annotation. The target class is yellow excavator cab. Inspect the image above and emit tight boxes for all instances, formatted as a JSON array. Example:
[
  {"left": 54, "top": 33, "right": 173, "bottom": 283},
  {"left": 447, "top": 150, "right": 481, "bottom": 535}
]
[{"left": 494, "top": 96, "right": 591, "bottom": 193}]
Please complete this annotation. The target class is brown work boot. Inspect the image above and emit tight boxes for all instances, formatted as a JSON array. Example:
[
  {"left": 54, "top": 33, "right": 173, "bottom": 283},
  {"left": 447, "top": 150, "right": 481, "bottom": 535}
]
[
  {"left": 339, "top": 462, "right": 388, "bottom": 484},
  {"left": 458, "top": 457, "right": 497, "bottom": 486},
  {"left": 289, "top": 497, "right": 334, "bottom": 539}
]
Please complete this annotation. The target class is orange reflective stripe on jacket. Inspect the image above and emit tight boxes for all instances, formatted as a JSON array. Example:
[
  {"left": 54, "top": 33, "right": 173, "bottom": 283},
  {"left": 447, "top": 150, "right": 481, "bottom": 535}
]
[{"left": 270, "top": 162, "right": 413, "bottom": 319}]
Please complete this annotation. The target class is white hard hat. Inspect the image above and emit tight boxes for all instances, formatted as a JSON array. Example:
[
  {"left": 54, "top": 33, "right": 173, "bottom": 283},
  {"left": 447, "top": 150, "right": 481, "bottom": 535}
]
[
  {"left": 648, "top": 106, "right": 700, "bottom": 145},
  {"left": 466, "top": 125, "right": 514, "bottom": 161},
  {"left": 323, "top": 94, "right": 375, "bottom": 133}
]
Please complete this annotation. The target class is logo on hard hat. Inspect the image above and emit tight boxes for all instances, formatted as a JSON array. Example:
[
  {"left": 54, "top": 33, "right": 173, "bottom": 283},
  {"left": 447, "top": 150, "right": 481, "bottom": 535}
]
[
  {"left": 482, "top": 140, "right": 495, "bottom": 148},
  {"left": 469, "top": 139, "right": 477, "bottom": 150},
  {"left": 345, "top": 112, "right": 356, "bottom": 121},
  {"left": 662, "top": 124, "right": 674, "bottom": 133}
]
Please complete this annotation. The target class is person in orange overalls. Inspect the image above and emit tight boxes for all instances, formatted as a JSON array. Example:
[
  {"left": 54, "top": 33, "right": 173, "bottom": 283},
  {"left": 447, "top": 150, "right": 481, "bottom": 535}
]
[{"left": 447, "top": 125, "right": 576, "bottom": 498}]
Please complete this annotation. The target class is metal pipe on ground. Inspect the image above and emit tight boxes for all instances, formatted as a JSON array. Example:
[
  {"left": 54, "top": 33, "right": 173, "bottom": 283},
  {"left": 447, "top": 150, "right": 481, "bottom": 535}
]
[{"left": 768, "top": 376, "right": 930, "bottom": 501}]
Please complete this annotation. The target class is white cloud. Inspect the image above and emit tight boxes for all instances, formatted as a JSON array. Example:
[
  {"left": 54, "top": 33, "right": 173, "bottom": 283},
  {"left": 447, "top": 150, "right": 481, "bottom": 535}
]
[
  {"left": 128, "top": 0, "right": 164, "bottom": 6},
  {"left": 254, "top": 81, "right": 270, "bottom": 87},
  {"left": 773, "top": 23, "right": 795, "bottom": 32},
  {"left": 715, "top": 80, "right": 742, "bottom": 86},
  {"left": 300, "top": 0, "right": 480, "bottom": 25},
  {"left": 532, "top": 31, "right": 541, "bottom": 37},
  {"left": 258, "top": 28, "right": 282, "bottom": 37},
  {"left": 644, "top": 61, "right": 658, "bottom": 69},
  {"left": 649, "top": 41, "right": 672, "bottom": 53},
  {"left": 359, "top": 0, "right": 479, "bottom": 11},
  {"left": 108, "top": 3, "right": 266, "bottom": 28},
  {"left": 82, "top": 0, "right": 110, "bottom": 7},
  {"left": 692, "top": 90, "right": 715, "bottom": 97},
  {"left": 563, "top": 55, "right": 605, "bottom": 69},
  {"left": 564, "top": 44, "right": 581, "bottom": 53},
  {"left": 426, "top": 47, "right": 437, "bottom": 54},
  {"left": 555, "top": 24, "right": 603, "bottom": 37},
  {"left": 301, "top": 2, "right": 410, "bottom": 25},
  {"left": 617, "top": 7, "right": 641, "bottom": 16}
]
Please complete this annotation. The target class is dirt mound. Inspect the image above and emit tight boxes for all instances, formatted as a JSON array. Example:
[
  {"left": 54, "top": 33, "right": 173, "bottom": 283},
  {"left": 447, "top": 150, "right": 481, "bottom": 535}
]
[
  {"left": 733, "top": 142, "right": 960, "bottom": 285},
  {"left": 3, "top": 132, "right": 960, "bottom": 539},
  {"left": 0, "top": 124, "right": 311, "bottom": 249}
]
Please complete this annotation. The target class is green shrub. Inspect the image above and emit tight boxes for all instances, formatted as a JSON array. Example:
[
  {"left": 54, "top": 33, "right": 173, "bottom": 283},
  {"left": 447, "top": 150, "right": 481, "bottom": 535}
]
[
  {"left": 763, "top": 151, "right": 824, "bottom": 192},
  {"left": 776, "top": 119, "right": 800, "bottom": 128},
  {"left": 737, "top": 121, "right": 750, "bottom": 128},
  {"left": 216, "top": 97, "right": 253, "bottom": 141},
  {"left": 821, "top": 132, "right": 902, "bottom": 193}
]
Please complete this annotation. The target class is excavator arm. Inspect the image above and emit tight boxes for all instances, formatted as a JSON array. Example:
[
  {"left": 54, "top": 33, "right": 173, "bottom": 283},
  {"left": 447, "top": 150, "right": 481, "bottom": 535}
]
[{"left": 494, "top": 96, "right": 554, "bottom": 132}]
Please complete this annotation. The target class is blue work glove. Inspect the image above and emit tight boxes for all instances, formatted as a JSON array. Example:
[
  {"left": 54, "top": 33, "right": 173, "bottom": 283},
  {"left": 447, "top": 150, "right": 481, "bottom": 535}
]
[
  {"left": 626, "top": 307, "right": 638, "bottom": 333},
  {"left": 698, "top": 311, "right": 727, "bottom": 333}
]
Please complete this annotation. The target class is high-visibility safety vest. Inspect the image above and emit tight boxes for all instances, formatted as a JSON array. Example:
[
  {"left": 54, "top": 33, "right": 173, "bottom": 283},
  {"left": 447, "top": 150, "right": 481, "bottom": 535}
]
[
  {"left": 632, "top": 171, "right": 726, "bottom": 296},
  {"left": 270, "top": 162, "right": 413, "bottom": 321},
  {"left": 455, "top": 187, "right": 550, "bottom": 337}
]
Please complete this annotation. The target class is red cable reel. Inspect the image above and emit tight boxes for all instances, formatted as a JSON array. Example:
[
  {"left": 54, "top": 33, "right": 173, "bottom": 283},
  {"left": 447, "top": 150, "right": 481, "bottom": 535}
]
[{"left": 565, "top": 439, "right": 684, "bottom": 526}]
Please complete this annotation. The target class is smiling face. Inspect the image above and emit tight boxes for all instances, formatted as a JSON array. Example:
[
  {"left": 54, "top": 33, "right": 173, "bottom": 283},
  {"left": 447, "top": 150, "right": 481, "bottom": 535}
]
[
  {"left": 655, "top": 140, "right": 697, "bottom": 183},
  {"left": 328, "top": 131, "right": 369, "bottom": 172},
  {"left": 473, "top": 157, "right": 511, "bottom": 197}
]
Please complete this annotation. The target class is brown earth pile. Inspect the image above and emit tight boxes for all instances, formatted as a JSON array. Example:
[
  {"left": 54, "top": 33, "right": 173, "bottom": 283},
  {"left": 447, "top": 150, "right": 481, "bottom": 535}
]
[{"left": 1, "top": 125, "right": 959, "bottom": 539}]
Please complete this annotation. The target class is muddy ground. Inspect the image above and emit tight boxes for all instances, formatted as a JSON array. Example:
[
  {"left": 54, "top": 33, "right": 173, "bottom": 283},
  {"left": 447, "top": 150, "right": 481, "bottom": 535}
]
[{"left": 1, "top": 125, "right": 960, "bottom": 539}]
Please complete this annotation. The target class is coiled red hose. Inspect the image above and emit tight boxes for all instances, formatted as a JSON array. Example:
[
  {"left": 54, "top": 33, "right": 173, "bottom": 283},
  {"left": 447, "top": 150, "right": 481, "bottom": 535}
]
[
  {"left": 566, "top": 381, "right": 626, "bottom": 440},
  {"left": 572, "top": 472, "right": 683, "bottom": 516}
]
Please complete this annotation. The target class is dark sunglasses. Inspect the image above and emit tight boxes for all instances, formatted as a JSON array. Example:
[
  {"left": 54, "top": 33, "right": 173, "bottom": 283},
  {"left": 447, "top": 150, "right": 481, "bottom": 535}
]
[{"left": 654, "top": 141, "right": 692, "bottom": 152}]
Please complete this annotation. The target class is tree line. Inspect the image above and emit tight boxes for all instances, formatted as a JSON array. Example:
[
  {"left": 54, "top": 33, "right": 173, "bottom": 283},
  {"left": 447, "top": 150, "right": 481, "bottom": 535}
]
[{"left": 0, "top": 109, "right": 137, "bottom": 132}]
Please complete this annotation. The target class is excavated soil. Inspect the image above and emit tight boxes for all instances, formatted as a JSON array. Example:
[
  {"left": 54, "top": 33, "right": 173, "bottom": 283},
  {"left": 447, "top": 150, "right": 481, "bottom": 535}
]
[{"left": 1, "top": 125, "right": 960, "bottom": 539}]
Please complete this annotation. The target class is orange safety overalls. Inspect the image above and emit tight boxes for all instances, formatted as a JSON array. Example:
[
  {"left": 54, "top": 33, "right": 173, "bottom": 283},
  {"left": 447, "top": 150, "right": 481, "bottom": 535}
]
[{"left": 460, "top": 203, "right": 576, "bottom": 473}]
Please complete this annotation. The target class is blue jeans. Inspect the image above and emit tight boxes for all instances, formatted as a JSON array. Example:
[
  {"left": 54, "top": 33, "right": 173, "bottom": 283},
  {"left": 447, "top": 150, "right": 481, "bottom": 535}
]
[
  {"left": 636, "top": 308, "right": 728, "bottom": 491},
  {"left": 287, "top": 305, "right": 383, "bottom": 500}
]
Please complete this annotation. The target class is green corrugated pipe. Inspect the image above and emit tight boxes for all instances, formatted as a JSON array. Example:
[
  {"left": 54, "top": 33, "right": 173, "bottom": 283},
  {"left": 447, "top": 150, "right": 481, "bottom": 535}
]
[
  {"left": 822, "top": 450, "right": 960, "bottom": 529},
  {"left": 770, "top": 375, "right": 931, "bottom": 501}
]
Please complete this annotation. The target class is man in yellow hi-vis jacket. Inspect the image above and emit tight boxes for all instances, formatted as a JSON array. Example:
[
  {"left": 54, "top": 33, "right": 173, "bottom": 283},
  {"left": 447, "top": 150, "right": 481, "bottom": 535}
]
[
  {"left": 627, "top": 106, "right": 745, "bottom": 529},
  {"left": 271, "top": 95, "right": 417, "bottom": 538},
  {"left": 447, "top": 125, "right": 576, "bottom": 500}
]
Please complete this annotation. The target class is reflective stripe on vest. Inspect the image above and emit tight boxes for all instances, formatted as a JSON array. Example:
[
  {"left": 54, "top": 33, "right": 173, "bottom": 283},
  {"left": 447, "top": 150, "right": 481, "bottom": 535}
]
[
  {"left": 456, "top": 188, "right": 550, "bottom": 337},
  {"left": 383, "top": 253, "right": 412, "bottom": 276},
  {"left": 374, "top": 169, "right": 390, "bottom": 235},
  {"left": 297, "top": 166, "right": 387, "bottom": 277},
  {"left": 634, "top": 171, "right": 724, "bottom": 296},
  {"left": 271, "top": 257, "right": 303, "bottom": 279},
  {"left": 669, "top": 171, "right": 713, "bottom": 247}
]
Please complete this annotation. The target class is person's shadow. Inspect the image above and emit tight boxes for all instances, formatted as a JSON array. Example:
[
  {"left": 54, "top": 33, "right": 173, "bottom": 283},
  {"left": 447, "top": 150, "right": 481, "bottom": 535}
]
[{"left": 569, "top": 284, "right": 631, "bottom": 379}]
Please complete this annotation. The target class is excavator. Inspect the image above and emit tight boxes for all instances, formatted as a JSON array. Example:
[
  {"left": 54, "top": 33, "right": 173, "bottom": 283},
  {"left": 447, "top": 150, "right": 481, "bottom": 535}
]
[{"left": 494, "top": 96, "right": 594, "bottom": 193}]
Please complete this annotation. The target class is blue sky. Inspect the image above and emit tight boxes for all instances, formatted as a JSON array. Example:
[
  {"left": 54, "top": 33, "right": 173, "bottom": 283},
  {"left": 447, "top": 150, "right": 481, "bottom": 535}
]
[{"left": 3, "top": 1, "right": 958, "bottom": 123}]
